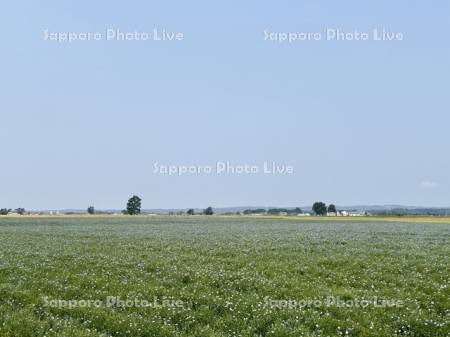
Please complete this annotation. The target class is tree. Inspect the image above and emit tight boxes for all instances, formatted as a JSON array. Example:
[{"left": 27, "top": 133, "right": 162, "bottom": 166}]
[
  {"left": 125, "top": 195, "right": 142, "bottom": 215},
  {"left": 15, "top": 208, "right": 26, "bottom": 215},
  {"left": 292, "top": 207, "right": 300, "bottom": 214},
  {"left": 289, "top": 207, "right": 303, "bottom": 215},
  {"left": 87, "top": 206, "right": 95, "bottom": 215},
  {"left": 267, "top": 208, "right": 281, "bottom": 215},
  {"left": 187, "top": 209, "right": 195, "bottom": 215},
  {"left": 327, "top": 204, "right": 337, "bottom": 214},
  {"left": 203, "top": 206, "right": 214, "bottom": 215},
  {"left": 312, "top": 202, "right": 327, "bottom": 216},
  {"left": 243, "top": 209, "right": 266, "bottom": 215},
  {"left": 0, "top": 208, "right": 11, "bottom": 215}
]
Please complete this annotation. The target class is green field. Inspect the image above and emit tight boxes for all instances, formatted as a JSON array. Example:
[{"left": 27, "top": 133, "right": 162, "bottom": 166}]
[{"left": 0, "top": 217, "right": 449, "bottom": 337}]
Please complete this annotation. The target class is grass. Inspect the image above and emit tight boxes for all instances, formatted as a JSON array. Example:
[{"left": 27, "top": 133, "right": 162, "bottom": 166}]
[{"left": 0, "top": 216, "right": 449, "bottom": 336}]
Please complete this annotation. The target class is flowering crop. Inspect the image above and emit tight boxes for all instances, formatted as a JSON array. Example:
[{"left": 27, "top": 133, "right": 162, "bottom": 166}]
[{"left": 0, "top": 217, "right": 449, "bottom": 336}]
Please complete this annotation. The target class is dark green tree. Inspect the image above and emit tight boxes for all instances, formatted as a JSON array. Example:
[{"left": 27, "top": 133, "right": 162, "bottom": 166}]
[
  {"left": 0, "top": 208, "right": 11, "bottom": 215},
  {"left": 87, "top": 206, "right": 95, "bottom": 215},
  {"left": 203, "top": 206, "right": 214, "bottom": 215},
  {"left": 15, "top": 208, "right": 26, "bottom": 215},
  {"left": 327, "top": 204, "right": 337, "bottom": 213},
  {"left": 125, "top": 195, "right": 142, "bottom": 215},
  {"left": 243, "top": 209, "right": 267, "bottom": 215},
  {"left": 289, "top": 207, "right": 303, "bottom": 215},
  {"left": 187, "top": 209, "right": 195, "bottom": 215},
  {"left": 312, "top": 202, "right": 327, "bottom": 216}
]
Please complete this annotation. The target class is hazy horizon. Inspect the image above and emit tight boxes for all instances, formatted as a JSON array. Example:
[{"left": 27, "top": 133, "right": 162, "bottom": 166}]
[{"left": 17, "top": 204, "right": 450, "bottom": 213}]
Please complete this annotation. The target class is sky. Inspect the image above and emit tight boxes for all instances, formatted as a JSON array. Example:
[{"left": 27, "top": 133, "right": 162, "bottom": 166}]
[{"left": 1, "top": 1, "right": 449, "bottom": 210}]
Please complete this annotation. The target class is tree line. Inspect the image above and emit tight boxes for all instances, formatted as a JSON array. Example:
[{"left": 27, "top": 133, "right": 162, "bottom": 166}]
[
  {"left": 1, "top": 197, "right": 336, "bottom": 217},
  {"left": 242, "top": 203, "right": 337, "bottom": 216},
  {"left": 0, "top": 208, "right": 26, "bottom": 215},
  {"left": 87, "top": 196, "right": 214, "bottom": 216}
]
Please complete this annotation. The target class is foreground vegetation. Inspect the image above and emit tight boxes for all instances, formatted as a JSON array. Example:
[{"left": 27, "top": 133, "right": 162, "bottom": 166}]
[{"left": 0, "top": 217, "right": 449, "bottom": 336}]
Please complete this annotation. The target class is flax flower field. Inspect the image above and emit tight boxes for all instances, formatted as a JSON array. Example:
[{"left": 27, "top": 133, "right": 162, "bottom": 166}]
[{"left": 0, "top": 216, "right": 449, "bottom": 336}]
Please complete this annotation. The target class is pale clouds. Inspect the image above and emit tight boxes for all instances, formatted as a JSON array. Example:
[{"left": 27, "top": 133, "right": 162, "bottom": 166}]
[{"left": 420, "top": 181, "right": 439, "bottom": 189}]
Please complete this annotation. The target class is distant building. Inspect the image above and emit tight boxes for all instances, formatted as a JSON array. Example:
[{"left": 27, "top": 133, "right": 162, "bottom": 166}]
[{"left": 349, "top": 212, "right": 365, "bottom": 217}]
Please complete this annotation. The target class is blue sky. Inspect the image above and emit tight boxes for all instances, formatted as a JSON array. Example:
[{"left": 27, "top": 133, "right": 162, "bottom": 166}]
[{"left": 1, "top": 1, "right": 449, "bottom": 209}]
